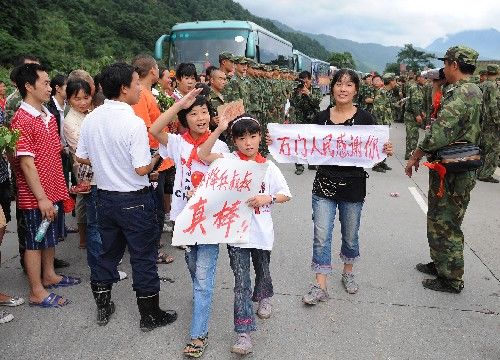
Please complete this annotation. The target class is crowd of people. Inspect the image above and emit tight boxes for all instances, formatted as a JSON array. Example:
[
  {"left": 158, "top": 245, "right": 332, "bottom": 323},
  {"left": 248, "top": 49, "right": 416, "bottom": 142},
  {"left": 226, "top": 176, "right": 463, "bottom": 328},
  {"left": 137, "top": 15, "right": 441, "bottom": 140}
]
[{"left": 0, "top": 44, "right": 497, "bottom": 357}]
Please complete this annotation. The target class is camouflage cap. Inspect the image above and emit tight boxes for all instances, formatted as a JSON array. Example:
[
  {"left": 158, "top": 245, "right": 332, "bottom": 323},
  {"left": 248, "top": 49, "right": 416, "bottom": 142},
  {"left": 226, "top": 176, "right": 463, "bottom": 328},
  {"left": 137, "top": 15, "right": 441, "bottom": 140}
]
[
  {"left": 219, "top": 52, "right": 234, "bottom": 62},
  {"left": 233, "top": 56, "right": 249, "bottom": 64},
  {"left": 437, "top": 45, "right": 479, "bottom": 66},
  {"left": 382, "top": 72, "right": 396, "bottom": 81},
  {"left": 479, "top": 69, "right": 488, "bottom": 75},
  {"left": 486, "top": 64, "right": 499, "bottom": 75}
]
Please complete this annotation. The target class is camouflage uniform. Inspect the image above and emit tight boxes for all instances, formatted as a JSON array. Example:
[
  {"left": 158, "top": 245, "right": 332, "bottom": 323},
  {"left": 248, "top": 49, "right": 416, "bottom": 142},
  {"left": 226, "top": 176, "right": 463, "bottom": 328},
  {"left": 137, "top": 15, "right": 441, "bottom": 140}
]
[
  {"left": 403, "top": 79, "right": 424, "bottom": 159},
  {"left": 418, "top": 46, "right": 482, "bottom": 292},
  {"left": 422, "top": 81, "right": 433, "bottom": 127},
  {"left": 476, "top": 64, "right": 500, "bottom": 182},
  {"left": 4, "top": 90, "right": 22, "bottom": 127},
  {"left": 372, "top": 87, "right": 394, "bottom": 125}
]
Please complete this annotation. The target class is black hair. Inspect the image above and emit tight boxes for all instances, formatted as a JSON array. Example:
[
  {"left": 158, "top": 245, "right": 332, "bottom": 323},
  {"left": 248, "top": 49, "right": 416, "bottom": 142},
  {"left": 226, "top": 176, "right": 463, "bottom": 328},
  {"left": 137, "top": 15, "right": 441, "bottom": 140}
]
[
  {"left": 177, "top": 95, "right": 210, "bottom": 128},
  {"left": 176, "top": 63, "right": 197, "bottom": 80},
  {"left": 100, "top": 63, "right": 136, "bottom": 100},
  {"left": 14, "top": 54, "right": 39, "bottom": 68},
  {"left": 93, "top": 73, "right": 102, "bottom": 90},
  {"left": 158, "top": 66, "right": 169, "bottom": 79},
  {"left": 205, "top": 66, "right": 218, "bottom": 79},
  {"left": 13, "top": 63, "right": 48, "bottom": 99},
  {"left": 50, "top": 74, "right": 67, "bottom": 96},
  {"left": 298, "top": 70, "right": 312, "bottom": 80},
  {"left": 458, "top": 63, "right": 476, "bottom": 75},
  {"left": 230, "top": 114, "right": 261, "bottom": 138},
  {"left": 66, "top": 79, "right": 91, "bottom": 100},
  {"left": 330, "top": 68, "right": 360, "bottom": 92}
]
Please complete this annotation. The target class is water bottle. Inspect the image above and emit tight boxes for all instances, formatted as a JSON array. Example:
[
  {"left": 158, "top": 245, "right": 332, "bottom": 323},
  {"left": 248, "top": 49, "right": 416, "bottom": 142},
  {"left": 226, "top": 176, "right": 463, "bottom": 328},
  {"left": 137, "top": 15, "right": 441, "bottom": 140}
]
[{"left": 34, "top": 205, "right": 59, "bottom": 243}]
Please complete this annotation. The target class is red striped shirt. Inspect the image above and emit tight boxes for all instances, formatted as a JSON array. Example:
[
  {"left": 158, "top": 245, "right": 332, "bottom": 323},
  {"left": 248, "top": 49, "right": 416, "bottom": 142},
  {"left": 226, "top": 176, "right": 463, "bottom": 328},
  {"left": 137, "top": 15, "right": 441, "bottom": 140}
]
[{"left": 11, "top": 103, "right": 69, "bottom": 209}]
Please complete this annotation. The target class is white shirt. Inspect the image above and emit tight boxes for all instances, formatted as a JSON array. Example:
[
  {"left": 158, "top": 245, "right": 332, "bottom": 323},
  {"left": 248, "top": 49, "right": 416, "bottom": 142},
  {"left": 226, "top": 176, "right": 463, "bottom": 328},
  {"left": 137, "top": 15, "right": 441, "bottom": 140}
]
[
  {"left": 223, "top": 152, "right": 292, "bottom": 250},
  {"left": 159, "top": 133, "right": 229, "bottom": 220},
  {"left": 76, "top": 99, "right": 151, "bottom": 191}
]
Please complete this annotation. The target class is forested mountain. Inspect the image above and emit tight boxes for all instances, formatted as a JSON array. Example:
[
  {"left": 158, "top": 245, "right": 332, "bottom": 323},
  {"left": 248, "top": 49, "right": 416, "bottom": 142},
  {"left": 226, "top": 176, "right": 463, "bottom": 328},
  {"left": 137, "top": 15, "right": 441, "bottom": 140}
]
[{"left": 0, "top": 0, "right": 330, "bottom": 72}]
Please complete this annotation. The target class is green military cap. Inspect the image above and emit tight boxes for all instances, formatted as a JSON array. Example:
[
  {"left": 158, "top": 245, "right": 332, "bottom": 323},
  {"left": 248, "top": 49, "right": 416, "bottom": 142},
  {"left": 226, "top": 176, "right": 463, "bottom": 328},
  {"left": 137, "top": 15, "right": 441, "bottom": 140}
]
[
  {"left": 437, "top": 45, "right": 479, "bottom": 66},
  {"left": 382, "top": 72, "right": 396, "bottom": 81},
  {"left": 469, "top": 75, "right": 480, "bottom": 83},
  {"left": 486, "top": 64, "right": 499, "bottom": 75},
  {"left": 219, "top": 52, "right": 234, "bottom": 62},
  {"left": 479, "top": 69, "right": 488, "bottom": 75},
  {"left": 233, "top": 56, "right": 249, "bottom": 64},
  {"left": 271, "top": 65, "right": 280, "bottom": 70}
]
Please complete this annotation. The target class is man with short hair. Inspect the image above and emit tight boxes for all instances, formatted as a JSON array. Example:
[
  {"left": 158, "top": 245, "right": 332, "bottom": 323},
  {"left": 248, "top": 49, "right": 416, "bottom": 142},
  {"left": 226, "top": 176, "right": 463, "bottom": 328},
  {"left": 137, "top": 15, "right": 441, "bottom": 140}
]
[
  {"left": 219, "top": 52, "right": 235, "bottom": 79},
  {"left": 406, "top": 46, "right": 482, "bottom": 293},
  {"left": 76, "top": 63, "right": 177, "bottom": 329},
  {"left": 11, "top": 63, "right": 78, "bottom": 308},
  {"left": 476, "top": 64, "right": 500, "bottom": 183}
]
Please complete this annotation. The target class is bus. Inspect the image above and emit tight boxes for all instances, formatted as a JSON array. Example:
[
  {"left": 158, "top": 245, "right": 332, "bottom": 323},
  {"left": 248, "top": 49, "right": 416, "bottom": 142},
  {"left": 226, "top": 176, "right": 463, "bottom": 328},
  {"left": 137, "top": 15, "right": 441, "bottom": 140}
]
[
  {"left": 311, "top": 58, "right": 331, "bottom": 95},
  {"left": 155, "top": 20, "right": 294, "bottom": 73},
  {"left": 293, "top": 50, "right": 313, "bottom": 73}
]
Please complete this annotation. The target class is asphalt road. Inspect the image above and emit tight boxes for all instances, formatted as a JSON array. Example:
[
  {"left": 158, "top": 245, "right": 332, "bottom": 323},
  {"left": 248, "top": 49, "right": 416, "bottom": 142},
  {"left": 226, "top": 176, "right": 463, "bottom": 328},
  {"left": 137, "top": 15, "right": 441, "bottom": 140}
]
[{"left": 1, "top": 101, "right": 499, "bottom": 359}]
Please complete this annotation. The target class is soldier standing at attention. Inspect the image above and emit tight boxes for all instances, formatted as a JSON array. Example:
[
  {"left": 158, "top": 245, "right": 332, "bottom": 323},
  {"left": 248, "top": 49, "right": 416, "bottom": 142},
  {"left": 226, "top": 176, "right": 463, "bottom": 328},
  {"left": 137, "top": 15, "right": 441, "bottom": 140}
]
[
  {"left": 208, "top": 69, "right": 227, "bottom": 134},
  {"left": 476, "top": 64, "right": 500, "bottom": 183},
  {"left": 405, "top": 46, "right": 482, "bottom": 294},
  {"left": 289, "top": 71, "right": 322, "bottom": 174},
  {"left": 403, "top": 74, "right": 425, "bottom": 159},
  {"left": 372, "top": 73, "right": 397, "bottom": 172},
  {"left": 218, "top": 52, "right": 235, "bottom": 80}
]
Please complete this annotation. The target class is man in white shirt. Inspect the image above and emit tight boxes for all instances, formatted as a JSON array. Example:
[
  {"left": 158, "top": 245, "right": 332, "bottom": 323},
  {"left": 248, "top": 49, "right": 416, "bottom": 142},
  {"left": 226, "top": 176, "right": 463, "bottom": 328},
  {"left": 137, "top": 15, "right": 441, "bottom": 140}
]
[{"left": 76, "top": 63, "right": 177, "bottom": 330}]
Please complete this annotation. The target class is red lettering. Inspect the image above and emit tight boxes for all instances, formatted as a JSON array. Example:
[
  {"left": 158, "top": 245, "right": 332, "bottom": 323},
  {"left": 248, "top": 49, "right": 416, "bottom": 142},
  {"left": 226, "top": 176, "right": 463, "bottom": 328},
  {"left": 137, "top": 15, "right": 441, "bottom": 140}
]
[
  {"left": 310, "top": 136, "right": 326, "bottom": 156},
  {"left": 277, "top": 137, "right": 291, "bottom": 156},
  {"left": 213, "top": 200, "right": 241, "bottom": 238},
  {"left": 349, "top": 135, "right": 363, "bottom": 158},
  {"left": 336, "top": 133, "right": 348, "bottom": 158},
  {"left": 364, "top": 136, "right": 380, "bottom": 160},
  {"left": 183, "top": 197, "right": 208, "bottom": 235}
]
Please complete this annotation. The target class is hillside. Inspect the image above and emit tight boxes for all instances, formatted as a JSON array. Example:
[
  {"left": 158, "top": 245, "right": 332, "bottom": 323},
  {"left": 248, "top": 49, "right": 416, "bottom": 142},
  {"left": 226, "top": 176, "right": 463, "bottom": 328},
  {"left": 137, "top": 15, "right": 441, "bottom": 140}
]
[
  {"left": 426, "top": 28, "right": 500, "bottom": 60},
  {"left": 0, "top": 0, "right": 330, "bottom": 72}
]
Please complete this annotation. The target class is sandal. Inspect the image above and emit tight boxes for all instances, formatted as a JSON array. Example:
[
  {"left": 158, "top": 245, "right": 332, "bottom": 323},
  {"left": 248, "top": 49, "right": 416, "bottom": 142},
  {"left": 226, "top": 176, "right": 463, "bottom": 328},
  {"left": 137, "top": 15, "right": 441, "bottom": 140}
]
[
  {"left": 45, "top": 275, "right": 82, "bottom": 289},
  {"left": 157, "top": 252, "right": 174, "bottom": 264},
  {"left": 29, "top": 292, "right": 70, "bottom": 308},
  {"left": 183, "top": 337, "right": 208, "bottom": 358}
]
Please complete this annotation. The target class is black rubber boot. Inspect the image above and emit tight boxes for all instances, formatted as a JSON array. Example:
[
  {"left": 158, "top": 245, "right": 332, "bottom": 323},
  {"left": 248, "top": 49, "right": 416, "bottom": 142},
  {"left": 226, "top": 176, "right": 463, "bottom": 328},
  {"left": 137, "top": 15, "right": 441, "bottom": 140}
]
[
  {"left": 136, "top": 293, "right": 177, "bottom": 332},
  {"left": 91, "top": 283, "right": 115, "bottom": 326}
]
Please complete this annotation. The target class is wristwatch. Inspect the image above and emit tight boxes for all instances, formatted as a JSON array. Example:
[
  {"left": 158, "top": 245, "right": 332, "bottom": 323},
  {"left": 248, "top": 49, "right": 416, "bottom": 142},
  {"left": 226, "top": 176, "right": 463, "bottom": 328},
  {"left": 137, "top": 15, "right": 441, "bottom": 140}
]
[{"left": 270, "top": 194, "right": 277, "bottom": 205}]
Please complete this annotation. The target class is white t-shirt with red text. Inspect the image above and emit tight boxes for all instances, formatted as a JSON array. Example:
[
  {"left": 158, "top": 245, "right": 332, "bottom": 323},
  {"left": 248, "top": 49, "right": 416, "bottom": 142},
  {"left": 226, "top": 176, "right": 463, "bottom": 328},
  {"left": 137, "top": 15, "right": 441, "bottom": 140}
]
[
  {"left": 159, "top": 134, "right": 229, "bottom": 220},
  {"left": 223, "top": 152, "right": 292, "bottom": 251}
]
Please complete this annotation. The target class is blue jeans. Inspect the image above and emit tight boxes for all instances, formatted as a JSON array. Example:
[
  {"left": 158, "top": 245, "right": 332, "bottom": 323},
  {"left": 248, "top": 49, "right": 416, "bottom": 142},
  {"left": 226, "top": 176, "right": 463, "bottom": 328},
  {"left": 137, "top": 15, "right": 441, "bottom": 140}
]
[
  {"left": 311, "top": 194, "right": 363, "bottom": 274},
  {"left": 85, "top": 186, "right": 102, "bottom": 275},
  {"left": 227, "top": 246, "right": 273, "bottom": 333},
  {"left": 184, "top": 244, "right": 219, "bottom": 339},
  {"left": 92, "top": 189, "right": 160, "bottom": 296}
]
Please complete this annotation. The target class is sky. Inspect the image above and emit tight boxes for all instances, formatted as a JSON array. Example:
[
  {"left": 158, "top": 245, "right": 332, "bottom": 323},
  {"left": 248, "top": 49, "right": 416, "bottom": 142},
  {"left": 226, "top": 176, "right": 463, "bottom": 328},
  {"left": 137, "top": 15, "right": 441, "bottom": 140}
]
[{"left": 234, "top": 0, "right": 500, "bottom": 48}]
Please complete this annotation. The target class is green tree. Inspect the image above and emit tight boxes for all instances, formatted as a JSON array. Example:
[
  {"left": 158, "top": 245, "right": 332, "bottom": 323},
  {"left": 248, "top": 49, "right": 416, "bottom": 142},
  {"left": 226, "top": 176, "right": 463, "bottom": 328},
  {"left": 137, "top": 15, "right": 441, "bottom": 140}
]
[
  {"left": 397, "top": 44, "right": 435, "bottom": 72},
  {"left": 328, "top": 52, "right": 356, "bottom": 69},
  {"left": 384, "top": 62, "right": 401, "bottom": 75}
]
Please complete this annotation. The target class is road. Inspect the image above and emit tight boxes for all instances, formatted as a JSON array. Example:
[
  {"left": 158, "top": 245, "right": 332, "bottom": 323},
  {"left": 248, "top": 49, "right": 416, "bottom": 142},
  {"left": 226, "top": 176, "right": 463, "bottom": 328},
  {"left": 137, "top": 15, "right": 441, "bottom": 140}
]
[{"left": 1, "top": 100, "right": 499, "bottom": 359}]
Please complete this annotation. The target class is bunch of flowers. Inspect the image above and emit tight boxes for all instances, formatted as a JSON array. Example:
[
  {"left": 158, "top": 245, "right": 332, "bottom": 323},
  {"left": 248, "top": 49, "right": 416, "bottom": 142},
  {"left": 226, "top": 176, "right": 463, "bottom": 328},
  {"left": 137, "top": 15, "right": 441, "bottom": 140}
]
[{"left": 0, "top": 126, "right": 20, "bottom": 151}]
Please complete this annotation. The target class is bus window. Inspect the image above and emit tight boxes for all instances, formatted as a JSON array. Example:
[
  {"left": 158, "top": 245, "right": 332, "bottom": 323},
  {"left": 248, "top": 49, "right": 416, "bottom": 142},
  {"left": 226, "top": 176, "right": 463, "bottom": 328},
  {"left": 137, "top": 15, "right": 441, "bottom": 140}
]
[
  {"left": 169, "top": 29, "right": 249, "bottom": 72},
  {"left": 257, "top": 32, "right": 293, "bottom": 69}
]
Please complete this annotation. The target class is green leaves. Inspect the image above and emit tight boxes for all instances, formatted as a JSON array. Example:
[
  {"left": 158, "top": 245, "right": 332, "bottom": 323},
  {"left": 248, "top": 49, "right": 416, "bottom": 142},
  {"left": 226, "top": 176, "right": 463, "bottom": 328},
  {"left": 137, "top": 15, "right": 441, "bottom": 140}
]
[{"left": 0, "top": 127, "right": 20, "bottom": 151}]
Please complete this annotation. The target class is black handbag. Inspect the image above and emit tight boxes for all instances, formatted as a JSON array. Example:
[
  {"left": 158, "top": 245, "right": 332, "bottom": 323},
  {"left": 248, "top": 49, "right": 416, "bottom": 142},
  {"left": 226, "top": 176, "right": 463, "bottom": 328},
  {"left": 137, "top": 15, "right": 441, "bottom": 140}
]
[{"left": 433, "top": 142, "right": 482, "bottom": 173}]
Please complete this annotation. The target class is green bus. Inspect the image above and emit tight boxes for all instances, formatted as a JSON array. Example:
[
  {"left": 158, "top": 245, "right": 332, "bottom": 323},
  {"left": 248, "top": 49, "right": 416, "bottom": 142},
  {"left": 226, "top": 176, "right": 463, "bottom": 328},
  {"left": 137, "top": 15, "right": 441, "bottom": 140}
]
[{"left": 154, "top": 20, "right": 294, "bottom": 72}]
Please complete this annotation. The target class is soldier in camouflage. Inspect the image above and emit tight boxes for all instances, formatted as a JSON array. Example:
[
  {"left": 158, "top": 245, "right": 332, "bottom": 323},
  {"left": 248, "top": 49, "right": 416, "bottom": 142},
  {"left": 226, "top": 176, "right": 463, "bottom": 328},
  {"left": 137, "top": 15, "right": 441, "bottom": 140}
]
[
  {"left": 405, "top": 46, "right": 482, "bottom": 293},
  {"left": 289, "top": 70, "right": 322, "bottom": 174},
  {"left": 476, "top": 64, "right": 500, "bottom": 183},
  {"left": 372, "top": 72, "right": 397, "bottom": 172},
  {"left": 403, "top": 73, "right": 425, "bottom": 159}
]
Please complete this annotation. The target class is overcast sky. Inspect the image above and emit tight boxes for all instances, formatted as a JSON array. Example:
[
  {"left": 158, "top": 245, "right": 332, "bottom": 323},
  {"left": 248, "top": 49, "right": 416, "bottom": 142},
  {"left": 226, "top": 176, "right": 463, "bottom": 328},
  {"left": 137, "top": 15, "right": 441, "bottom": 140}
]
[{"left": 235, "top": 0, "right": 500, "bottom": 47}]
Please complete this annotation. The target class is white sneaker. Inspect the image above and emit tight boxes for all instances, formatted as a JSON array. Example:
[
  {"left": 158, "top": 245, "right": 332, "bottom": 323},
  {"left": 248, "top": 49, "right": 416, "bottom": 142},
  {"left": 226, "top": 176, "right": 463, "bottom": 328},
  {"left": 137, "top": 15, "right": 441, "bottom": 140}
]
[
  {"left": 162, "top": 222, "right": 173, "bottom": 233},
  {"left": 0, "top": 310, "right": 14, "bottom": 324},
  {"left": 118, "top": 271, "right": 128, "bottom": 281}
]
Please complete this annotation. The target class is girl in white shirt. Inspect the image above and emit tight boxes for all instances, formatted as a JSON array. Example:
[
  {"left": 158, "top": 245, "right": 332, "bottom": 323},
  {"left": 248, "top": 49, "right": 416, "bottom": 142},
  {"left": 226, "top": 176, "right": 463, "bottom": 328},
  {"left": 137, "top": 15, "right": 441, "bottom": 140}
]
[
  {"left": 198, "top": 114, "right": 291, "bottom": 355},
  {"left": 150, "top": 87, "right": 229, "bottom": 358}
]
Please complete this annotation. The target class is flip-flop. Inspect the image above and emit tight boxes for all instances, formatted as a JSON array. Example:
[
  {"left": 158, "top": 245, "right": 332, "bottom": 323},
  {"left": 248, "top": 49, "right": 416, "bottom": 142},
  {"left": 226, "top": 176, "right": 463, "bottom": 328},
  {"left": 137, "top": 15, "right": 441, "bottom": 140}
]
[
  {"left": 29, "top": 293, "right": 70, "bottom": 308},
  {"left": 157, "top": 252, "right": 174, "bottom": 264},
  {"left": 45, "top": 275, "right": 82, "bottom": 289}
]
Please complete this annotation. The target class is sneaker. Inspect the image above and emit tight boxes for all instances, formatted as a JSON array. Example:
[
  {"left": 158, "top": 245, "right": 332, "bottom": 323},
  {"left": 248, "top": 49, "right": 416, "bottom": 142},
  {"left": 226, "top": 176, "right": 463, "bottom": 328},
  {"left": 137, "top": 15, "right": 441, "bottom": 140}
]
[
  {"left": 372, "top": 165, "right": 386, "bottom": 173},
  {"left": 381, "top": 162, "right": 392, "bottom": 170},
  {"left": 163, "top": 221, "right": 173, "bottom": 233},
  {"left": 118, "top": 271, "right": 128, "bottom": 281},
  {"left": 231, "top": 333, "right": 253, "bottom": 355},
  {"left": 302, "top": 283, "right": 329, "bottom": 305},
  {"left": 256, "top": 297, "right": 272, "bottom": 319},
  {"left": 342, "top": 273, "right": 358, "bottom": 294},
  {"left": 0, "top": 310, "right": 14, "bottom": 324}
]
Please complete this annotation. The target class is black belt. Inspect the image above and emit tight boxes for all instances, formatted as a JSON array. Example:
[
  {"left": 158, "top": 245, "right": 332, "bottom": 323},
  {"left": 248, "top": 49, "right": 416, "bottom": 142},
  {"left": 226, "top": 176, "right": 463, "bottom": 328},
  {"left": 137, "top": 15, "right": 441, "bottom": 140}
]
[{"left": 98, "top": 186, "right": 150, "bottom": 195}]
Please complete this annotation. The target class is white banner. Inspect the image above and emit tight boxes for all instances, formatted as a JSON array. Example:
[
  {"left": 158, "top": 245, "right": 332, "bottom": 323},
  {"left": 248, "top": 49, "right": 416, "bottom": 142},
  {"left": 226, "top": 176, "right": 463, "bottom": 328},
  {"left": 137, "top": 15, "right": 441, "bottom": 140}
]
[
  {"left": 172, "top": 158, "right": 269, "bottom": 246},
  {"left": 267, "top": 123, "right": 389, "bottom": 168}
]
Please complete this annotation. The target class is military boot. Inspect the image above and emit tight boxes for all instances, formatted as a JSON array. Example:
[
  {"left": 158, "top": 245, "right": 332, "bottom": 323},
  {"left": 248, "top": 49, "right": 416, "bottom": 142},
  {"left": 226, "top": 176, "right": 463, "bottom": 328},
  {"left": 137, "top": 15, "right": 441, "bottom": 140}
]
[
  {"left": 136, "top": 293, "right": 177, "bottom": 332},
  {"left": 91, "top": 283, "right": 115, "bottom": 326}
]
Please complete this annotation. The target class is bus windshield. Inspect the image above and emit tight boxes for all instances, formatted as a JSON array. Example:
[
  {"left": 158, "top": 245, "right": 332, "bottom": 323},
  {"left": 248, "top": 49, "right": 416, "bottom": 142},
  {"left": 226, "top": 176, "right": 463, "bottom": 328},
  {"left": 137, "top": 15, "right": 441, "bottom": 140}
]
[{"left": 169, "top": 29, "right": 249, "bottom": 72}]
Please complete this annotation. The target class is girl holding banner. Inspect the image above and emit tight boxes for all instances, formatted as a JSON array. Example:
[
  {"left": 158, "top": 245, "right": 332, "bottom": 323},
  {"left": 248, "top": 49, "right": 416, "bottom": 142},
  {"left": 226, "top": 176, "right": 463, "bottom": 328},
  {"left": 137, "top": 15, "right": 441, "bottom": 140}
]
[
  {"left": 297, "top": 69, "right": 393, "bottom": 303},
  {"left": 150, "top": 87, "right": 229, "bottom": 358},
  {"left": 198, "top": 114, "right": 291, "bottom": 355}
]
